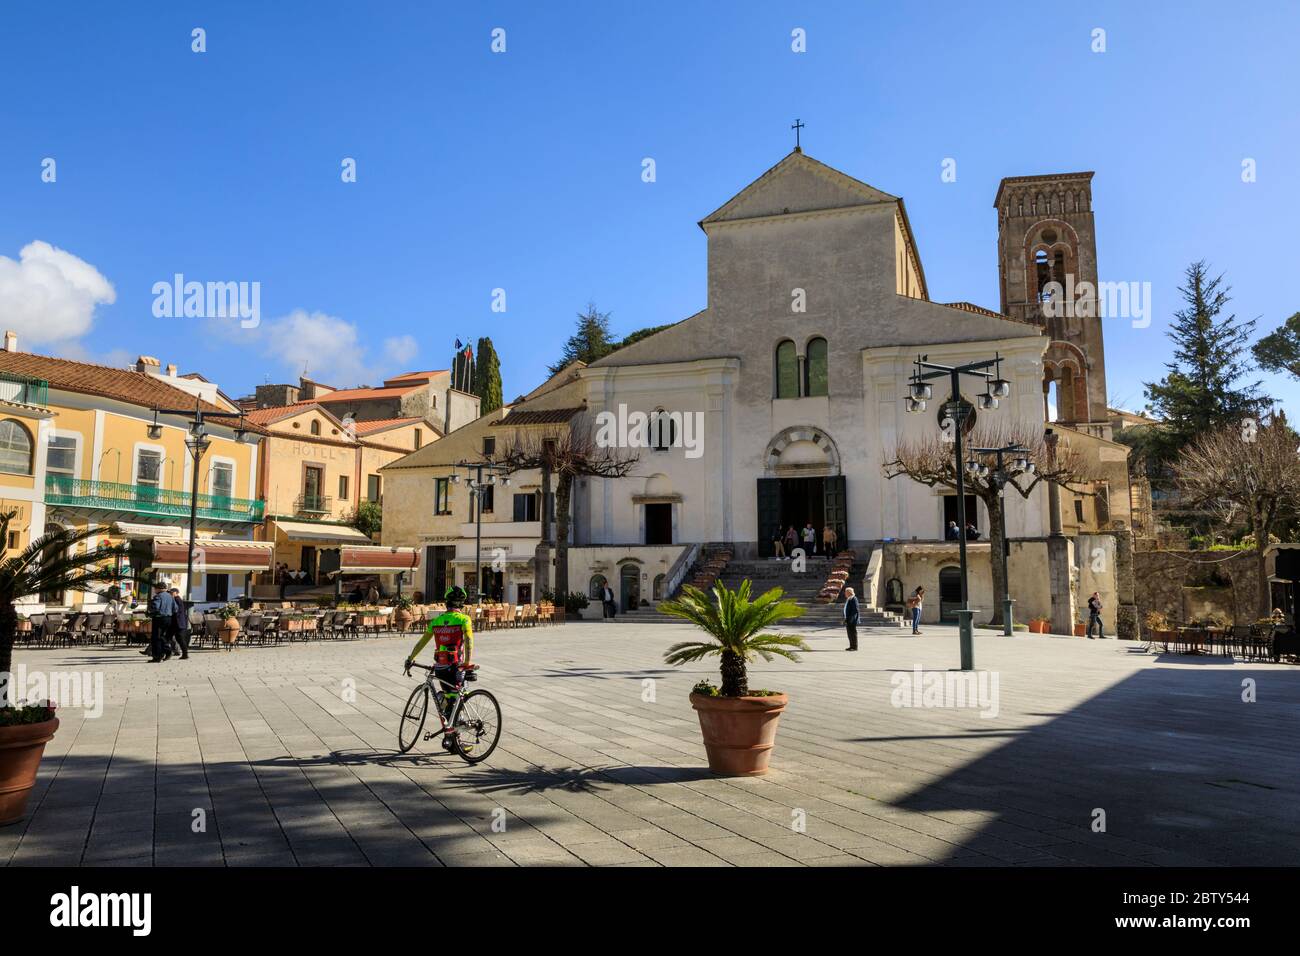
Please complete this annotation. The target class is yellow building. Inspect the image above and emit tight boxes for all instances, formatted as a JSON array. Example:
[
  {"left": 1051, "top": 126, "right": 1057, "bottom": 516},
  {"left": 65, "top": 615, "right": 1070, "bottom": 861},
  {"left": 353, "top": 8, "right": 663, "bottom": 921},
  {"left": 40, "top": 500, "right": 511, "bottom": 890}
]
[
  {"left": 0, "top": 338, "right": 270, "bottom": 611},
  {"left": 242, "top": 402, "right": 429, "bottom": 596}
]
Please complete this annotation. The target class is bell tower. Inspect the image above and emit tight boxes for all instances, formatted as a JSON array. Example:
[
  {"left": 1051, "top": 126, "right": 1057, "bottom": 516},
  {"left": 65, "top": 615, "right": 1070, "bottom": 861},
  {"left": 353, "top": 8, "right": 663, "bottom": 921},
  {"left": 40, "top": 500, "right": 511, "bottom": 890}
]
[{"left": 994, "top": 172, "right": 1109, "bottom": 432}]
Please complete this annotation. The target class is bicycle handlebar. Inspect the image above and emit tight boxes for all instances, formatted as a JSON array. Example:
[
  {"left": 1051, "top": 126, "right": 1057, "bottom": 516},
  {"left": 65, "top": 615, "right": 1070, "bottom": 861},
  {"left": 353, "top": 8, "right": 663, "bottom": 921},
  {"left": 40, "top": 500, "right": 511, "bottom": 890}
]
[{"left": 405, "top": 660, "right": 477, "bottom": 674}]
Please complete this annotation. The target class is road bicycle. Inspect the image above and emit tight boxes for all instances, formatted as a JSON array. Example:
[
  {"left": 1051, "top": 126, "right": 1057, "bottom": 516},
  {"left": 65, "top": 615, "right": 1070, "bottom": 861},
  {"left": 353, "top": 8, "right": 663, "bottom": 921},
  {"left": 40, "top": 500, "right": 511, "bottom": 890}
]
[{"left": 398, "top": 661, "right": 502, "bottom": 763}]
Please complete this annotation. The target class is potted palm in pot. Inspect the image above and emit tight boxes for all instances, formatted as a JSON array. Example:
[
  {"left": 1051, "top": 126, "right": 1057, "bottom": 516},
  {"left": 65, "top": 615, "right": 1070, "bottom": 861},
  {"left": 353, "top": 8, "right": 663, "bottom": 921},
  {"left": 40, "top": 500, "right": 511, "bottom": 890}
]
[
  {"left": 216, "top": 603, "right": 241, "bottom": 643},
  {"left": 392, "top": 595, "right": 415, "bottom": 631},
  {"left": 659, "top": 579, "right": 807, "bottom": 776},
  {"left": 0, "top": 514, "right": 130, "bottom": 825}
]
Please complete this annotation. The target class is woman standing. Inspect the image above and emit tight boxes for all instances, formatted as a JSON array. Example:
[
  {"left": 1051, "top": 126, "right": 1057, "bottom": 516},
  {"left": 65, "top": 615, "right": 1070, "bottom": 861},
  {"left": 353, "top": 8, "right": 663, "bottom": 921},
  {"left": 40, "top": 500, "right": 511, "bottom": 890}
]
[{"left": 907, "top": 586, "right": 925, "bottom": 635}]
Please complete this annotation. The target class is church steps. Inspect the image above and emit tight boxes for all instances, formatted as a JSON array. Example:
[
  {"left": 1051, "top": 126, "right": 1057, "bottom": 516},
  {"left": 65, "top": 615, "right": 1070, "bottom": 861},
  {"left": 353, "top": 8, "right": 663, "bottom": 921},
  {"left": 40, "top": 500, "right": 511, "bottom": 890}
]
[{"left": 611, "top": 544, "right": 905, "bottom": 628}]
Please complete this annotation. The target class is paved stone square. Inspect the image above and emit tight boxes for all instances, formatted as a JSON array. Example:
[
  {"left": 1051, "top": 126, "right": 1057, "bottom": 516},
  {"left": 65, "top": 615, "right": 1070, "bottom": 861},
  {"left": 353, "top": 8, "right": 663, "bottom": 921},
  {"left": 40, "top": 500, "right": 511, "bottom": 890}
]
[{"left": 4, "top": 620, "right": 1298, "bottom": 867}]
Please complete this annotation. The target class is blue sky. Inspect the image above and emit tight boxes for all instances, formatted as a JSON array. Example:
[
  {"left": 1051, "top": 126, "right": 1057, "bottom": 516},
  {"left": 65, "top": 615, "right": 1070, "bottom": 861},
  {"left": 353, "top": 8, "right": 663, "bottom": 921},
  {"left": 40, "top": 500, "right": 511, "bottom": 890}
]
[{"left": 2, "top": 1, "right": 1297, "bottom": 413}]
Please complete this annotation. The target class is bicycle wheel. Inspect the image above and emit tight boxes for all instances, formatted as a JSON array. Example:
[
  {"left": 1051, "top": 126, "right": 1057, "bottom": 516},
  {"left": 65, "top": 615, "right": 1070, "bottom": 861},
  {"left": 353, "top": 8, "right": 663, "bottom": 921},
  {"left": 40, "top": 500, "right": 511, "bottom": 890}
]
[
  {"left": 397, "top": 683, "right": 430, "bottom": 754},
  {"left": 451, "top": 689, "right": 502, "bottom": 764}
]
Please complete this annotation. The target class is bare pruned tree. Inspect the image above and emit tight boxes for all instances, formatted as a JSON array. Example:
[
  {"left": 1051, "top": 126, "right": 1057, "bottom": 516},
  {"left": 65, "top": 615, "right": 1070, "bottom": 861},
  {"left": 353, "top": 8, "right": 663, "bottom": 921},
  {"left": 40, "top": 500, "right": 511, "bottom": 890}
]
[
  {"left": 1173, "top": 413, "right": 1300, "bottom": 618},
  {"left": 494, "top": 411, "right": 639, "bottom": 599},
  {"left": 884, "top": 423, "right": 1092, "bottom": 625}
]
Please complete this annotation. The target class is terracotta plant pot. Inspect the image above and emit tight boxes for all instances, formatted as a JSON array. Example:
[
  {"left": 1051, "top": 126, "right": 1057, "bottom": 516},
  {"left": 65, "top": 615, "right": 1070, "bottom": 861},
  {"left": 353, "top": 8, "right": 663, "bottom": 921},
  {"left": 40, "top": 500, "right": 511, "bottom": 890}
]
[
  {"left": 393, "top": 608, "right": 414, "bottom": 629},
  {"left": 220, "top": 619, "right": 240, "bottom": 644},
  {"left": 0, "top": 717, "right": 59, "bottom": 826},
  {"left": 689, "top": 692, "right": 788, "bottom": 776},
  {"left": 1074, "top": 623, "right": 1087, "bottom": 637},
  {"left": 1028, "top": 620, "right": 1048, "bottom": 634}
]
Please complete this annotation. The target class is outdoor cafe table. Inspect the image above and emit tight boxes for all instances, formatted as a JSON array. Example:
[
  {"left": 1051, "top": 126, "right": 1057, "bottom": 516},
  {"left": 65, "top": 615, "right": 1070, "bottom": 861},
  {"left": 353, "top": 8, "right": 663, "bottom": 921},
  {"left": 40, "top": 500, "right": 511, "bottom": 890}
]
[{"left": 115, "top": 618, "right": 152, "bottom": 644}]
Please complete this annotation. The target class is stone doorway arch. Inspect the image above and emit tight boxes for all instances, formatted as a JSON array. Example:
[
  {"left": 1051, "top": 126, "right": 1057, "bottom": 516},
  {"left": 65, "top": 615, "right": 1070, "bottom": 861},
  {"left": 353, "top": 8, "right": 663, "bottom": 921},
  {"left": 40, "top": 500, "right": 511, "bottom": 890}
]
[{"left": 763, "top": 425, "right": 841, "bottom": 478}]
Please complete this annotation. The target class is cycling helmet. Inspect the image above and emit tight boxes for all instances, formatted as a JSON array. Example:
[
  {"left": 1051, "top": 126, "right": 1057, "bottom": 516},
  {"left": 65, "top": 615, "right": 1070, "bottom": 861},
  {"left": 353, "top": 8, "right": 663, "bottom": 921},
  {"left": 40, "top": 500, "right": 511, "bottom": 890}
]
[{"left": 444, "top": 585, "right": 468, "bottom": 607}]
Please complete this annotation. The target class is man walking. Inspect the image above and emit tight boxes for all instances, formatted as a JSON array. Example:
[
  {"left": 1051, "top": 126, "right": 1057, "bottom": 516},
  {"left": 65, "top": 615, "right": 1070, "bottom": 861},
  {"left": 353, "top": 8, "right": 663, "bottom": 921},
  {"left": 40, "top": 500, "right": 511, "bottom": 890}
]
[
  {"left": 822, "top": 524, "right": 838, "bottom": 559},
  {"left": 843, "top": 586, "right": 859, "bottom": 651},
  {"left": 1086, "top": 591, "right": 1104, "bottom": 639},
  {"left": 170, "top": 587, "right": 191, "bottom": 659},
  {"left": 601, "top": 582, "right": 617, "bottom": 618},
  {"left": 802, "top": 521, "right": 817, "bottom": 556},
  {"left": 148, "top": 583, "right": 177, "bottom": 663}
]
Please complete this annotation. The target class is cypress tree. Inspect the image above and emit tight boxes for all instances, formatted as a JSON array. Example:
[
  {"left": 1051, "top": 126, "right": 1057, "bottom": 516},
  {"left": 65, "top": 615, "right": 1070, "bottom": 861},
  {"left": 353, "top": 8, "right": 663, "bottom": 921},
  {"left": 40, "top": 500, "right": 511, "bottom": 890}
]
[{"left": 473, "top": 336, "right": 503, "bottom": 414}]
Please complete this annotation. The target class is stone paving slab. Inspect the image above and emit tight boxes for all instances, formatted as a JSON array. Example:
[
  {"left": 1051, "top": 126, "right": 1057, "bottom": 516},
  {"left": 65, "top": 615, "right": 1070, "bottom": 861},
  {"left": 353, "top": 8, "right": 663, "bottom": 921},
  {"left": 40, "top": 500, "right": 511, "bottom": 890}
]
[{"left": 4, "top": 621, "right": 1300, "bottom": 866}]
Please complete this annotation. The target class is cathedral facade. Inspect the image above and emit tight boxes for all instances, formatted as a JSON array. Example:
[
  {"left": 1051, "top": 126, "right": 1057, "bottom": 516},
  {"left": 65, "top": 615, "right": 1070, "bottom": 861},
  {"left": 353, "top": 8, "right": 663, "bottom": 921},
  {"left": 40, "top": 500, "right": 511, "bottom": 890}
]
[{"left": 569, "top": 150, "right": 1128, "bottom": 628}]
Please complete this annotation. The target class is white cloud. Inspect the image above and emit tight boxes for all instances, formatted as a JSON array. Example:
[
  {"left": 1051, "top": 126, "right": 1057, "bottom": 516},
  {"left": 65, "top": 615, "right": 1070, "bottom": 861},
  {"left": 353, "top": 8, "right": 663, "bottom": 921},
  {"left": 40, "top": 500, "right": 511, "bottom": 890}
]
[
  {"left": 383, "top": 334, "right": 419, "bottom": 367},
  {"left": 0, "top": 241, "right": 116, "bottom": 346},
  {"left": 52, "top": 342, "right": 136, "bottom": 370},
  {"left": 218, "top": 309, "right": 417, "bottom": 387}
]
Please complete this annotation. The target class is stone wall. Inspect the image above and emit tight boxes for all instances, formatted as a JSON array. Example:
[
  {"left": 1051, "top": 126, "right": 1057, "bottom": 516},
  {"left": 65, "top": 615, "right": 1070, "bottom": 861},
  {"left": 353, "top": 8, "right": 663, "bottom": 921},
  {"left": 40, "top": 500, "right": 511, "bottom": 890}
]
[{"left": 1132, "top": 548, "right": 1264, "bottom": 627}]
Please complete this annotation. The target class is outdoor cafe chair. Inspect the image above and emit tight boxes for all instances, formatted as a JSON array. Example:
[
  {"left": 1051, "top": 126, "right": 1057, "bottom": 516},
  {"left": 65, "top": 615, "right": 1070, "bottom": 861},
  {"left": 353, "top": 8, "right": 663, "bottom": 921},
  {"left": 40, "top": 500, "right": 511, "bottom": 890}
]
[
  {"left": 203, "top": 617, "right": 226, "bottom": 650},
  {"left": 83, "top": 613, "right": 106, "bottom": 645},
  {"left": 20, "top": 613, "right": 44, "bottom": 647},
  {"left": 244, "top": 613, "right": 266, "bottom": 645},
  {"left": 37, "top": 613, "right": 64, "bottom": 649}
]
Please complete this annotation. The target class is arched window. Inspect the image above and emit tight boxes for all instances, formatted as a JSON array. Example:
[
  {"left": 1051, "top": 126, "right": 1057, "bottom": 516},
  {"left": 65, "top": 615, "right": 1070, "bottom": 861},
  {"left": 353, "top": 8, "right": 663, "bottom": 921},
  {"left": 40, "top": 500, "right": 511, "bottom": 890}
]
[
  {"left": 1034, "top": 249, "right": 1052, "bottom": 302},
  {"left": 589, "top": 575, "right": 607, "bottom": 600},
  {"left": 653, "top": 574, "right": 666, "bottom": 602},
  {"left": 805, "top": 337, "right": 828, "bottom": 397},
  {"left": 310, "top": 420, "right": 321, "bottom": 436},
  {"left": 0, "top": 420, "right": 33, "bottom": 475},
  {"left": 774, "top": 340, "right": 798, "bottom": 399},
  {"left": 650, "top": 409, "right": 676, "bottom": 451}
]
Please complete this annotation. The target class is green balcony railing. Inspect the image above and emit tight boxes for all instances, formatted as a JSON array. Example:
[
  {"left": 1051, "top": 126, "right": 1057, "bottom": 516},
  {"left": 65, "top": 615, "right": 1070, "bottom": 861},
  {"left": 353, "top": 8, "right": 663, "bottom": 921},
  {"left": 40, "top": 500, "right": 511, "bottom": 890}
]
[
  {"left": 45, "top": 475, "right": 265, "bottom": 523},
  {"left": 0, "top": 371, "right": 49, "bottom": 407}
]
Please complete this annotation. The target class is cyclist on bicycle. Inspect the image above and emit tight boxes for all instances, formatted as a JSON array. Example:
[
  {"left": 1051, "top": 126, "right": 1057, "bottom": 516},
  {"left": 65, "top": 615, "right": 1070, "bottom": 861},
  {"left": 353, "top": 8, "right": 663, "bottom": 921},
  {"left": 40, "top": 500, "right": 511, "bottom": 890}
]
[{"left": 405, "top": 585, "right": 474, "bottom": 715}]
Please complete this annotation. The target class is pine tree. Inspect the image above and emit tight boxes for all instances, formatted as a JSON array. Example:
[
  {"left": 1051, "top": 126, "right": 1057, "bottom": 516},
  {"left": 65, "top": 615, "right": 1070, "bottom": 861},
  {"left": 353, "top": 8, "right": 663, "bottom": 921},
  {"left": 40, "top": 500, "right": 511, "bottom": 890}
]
[
  {"left": 549, "top": 302, "right": 616, "bottom": 375},
  {"left": 1143, "top": 261, "right": 1264, "bottom": 466},
  {"left": 473, "top": 336, "right": 503, "bottom": 414},
  {"left": 1253, "top": 311, "right": 1300, "bottom": 381}
]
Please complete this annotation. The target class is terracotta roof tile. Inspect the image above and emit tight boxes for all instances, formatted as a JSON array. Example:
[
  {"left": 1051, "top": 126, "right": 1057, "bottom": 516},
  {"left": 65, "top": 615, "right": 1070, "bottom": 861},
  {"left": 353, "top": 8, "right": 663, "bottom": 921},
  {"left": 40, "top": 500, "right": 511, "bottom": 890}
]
[
  {"left": 0, "top": 349, "right": 232, "bottom": 417},
  {"left": 489, "top": 407, "right": 584, "bottom": 427},
  {"left": 299, "top": 383, "right": 421, "bottom": 403},
  {"left": 351, "top": 416, "right": 425, "bottom": 435}
]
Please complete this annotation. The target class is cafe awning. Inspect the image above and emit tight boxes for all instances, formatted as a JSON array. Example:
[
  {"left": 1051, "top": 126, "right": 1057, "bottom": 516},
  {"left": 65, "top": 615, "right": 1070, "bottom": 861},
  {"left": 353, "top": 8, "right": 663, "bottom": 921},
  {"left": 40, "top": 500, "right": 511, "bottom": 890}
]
[
  {"left": 339, "top": 545, "right": 419, "bottom": 574},
  {"left": 151, "top": 538, "right": 275, "bottom": 573},
  {"left": 272, "top": 519, "right": 375, "bottom": 544}
]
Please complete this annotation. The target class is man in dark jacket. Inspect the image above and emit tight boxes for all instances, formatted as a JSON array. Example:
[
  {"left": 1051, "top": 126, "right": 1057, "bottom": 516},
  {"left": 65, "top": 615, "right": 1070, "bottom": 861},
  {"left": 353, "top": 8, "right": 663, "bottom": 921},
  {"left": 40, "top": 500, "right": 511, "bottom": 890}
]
[
  {"left": 1086, "top": 592, "right": 1104, "bottom": 639},
  {"left": 169, "top": 588, "right": 191, "bottom": 659},
  {"left": 843, "top": 586, "right": 860, "bottom": 651},
  {"left": 148, "top": 583, "right": 177, "bottom": 663}
]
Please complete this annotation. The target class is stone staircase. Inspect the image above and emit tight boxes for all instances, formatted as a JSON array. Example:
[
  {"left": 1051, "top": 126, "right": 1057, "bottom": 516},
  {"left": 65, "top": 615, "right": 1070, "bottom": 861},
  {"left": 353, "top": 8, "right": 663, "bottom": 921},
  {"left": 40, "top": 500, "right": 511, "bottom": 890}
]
[
  {"left": 604, "top": 544, "right": 906, "bottom": 628},
  {"left": 713, "top": 550, "right": 906, "bottom": 629}
]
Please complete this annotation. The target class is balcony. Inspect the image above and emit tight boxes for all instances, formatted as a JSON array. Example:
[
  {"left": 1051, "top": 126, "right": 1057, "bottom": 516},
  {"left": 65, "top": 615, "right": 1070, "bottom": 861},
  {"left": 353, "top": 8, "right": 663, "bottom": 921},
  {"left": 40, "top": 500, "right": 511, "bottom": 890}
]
[
  {"left": 0, "top": 371, "right": 49, "bottom": 407},
  {"left": 45, "top": 475, "right": 264, "bottom": 523},
  {"left": 294, "top": 493, "right": 333, "bottom": 516}
]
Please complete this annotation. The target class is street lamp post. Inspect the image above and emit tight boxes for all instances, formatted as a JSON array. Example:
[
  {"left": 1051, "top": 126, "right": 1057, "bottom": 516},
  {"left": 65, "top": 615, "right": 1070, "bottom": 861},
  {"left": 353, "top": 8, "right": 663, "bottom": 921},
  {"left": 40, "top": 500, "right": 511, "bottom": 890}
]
[
  {"left": 904, "top": 353, "right": 1011, "bottom": 671},
  {"left": 968, "top": 443, "right": 1034, "bottom": 635},
  {"left": 449, "top": 459, "right": 511, "bottom": 603},
  {"left": 147, "top": 400, "right": 249, "bottom": 603}
]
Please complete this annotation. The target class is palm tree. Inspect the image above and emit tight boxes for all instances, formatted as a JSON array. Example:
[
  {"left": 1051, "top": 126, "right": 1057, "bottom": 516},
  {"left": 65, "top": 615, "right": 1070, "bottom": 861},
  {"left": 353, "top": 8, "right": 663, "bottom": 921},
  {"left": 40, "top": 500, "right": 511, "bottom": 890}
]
[
  {"left": 0, "top": 510, "right": 133, "bottom": 681},
  {"left": 659, "top": 579, "right": 808, "bottom": 697}
]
